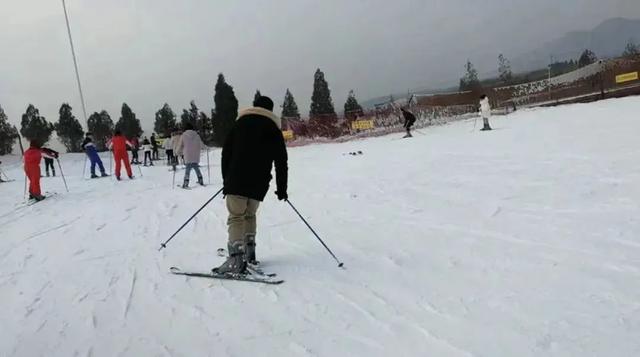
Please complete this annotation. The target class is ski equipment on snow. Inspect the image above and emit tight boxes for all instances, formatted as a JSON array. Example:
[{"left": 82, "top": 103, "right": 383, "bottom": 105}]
[{"left": 169, "top": 267, "right": 283, "bottom": 285}]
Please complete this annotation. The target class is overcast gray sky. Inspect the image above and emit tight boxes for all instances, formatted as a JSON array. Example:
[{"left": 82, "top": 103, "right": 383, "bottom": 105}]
[{"left": 1, "top": 0, "right": 639, "bottom": 133}]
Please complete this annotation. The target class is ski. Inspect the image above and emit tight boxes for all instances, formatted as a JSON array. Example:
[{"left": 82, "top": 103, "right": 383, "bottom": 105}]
[
  {"left": 0, "top": 179, "right": 16, "bottom": 183},
  {"left": 176, "top": 184, "right": 207, "bottom": 190},
  {"left": 215, "top": 248, "right": 275, "bottom": 277},
  {"left": 169, "top": 267, "right": 283, "bottom": 285}
]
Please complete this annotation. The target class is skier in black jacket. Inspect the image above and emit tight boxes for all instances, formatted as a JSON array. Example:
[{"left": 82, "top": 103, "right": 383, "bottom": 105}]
[
  {"left": 401, "top": 108, "right": 417, "bottom": 138},
  {"left": 214, "top": 96, "right": 288, "bottom": 274}
]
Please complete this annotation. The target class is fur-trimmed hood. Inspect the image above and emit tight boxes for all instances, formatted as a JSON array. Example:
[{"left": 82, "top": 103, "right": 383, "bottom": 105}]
[{"left": 237, "top": 107, "right": 281, "bottom": 129}]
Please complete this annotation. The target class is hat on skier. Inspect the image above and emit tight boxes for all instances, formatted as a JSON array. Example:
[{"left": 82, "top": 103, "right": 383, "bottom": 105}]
[{"left": 254, "top": 96, "right": 274, "bottom": 112}]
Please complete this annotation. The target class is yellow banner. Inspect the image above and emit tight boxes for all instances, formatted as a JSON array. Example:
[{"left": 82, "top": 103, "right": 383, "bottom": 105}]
[
  {"left": 352, "top": 120, "right": 375, "bottom": 130},
  {"left": 282, "top": 130, "right": 294, "bottom": 140},
  {"left": 616, "top": 71, "right": 639, "bottom": 84}
]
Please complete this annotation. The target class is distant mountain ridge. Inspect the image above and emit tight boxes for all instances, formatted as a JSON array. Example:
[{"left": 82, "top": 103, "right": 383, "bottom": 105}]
[
  {"left": 512, "top": 17, "right": 640, "bottom": 71},
  {"left": 361, "top": 18, "right": 640, "bottom": 109}
]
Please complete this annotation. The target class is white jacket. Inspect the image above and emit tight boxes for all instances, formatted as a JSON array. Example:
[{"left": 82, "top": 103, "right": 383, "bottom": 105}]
[
  {"left": 142, "top": 144, "right": 152, "bottom": 152},
  {"left": 480, "top": 97, "right": 491, "bottom": 118},
  {"left": 163, "top": 137, "right": 173, "bottom": 150}
]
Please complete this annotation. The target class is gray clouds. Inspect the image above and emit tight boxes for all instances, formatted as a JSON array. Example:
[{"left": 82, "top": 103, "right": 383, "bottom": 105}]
[{"left": 1, "top": 0, "right": 639, "bottom": 132}]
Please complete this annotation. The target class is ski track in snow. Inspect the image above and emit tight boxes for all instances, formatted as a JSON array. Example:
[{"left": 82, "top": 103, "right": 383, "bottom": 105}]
[{"left": 1, "top": 98, "right": 640, "bottom": 356}]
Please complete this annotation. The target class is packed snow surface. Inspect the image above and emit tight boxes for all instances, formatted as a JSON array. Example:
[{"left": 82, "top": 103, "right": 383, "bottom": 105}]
[{"left": 1, "top": 97, "right": 639, "bottom": 356}]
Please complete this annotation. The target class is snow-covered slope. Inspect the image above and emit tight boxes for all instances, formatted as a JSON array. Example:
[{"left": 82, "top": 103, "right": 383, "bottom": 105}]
[{"left": 1, "top": 98, "right": 640, "bottom": 357}]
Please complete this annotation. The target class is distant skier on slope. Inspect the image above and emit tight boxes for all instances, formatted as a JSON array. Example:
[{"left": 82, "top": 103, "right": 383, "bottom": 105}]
[
  {"left": 130, "top": 135, "right": 141, "bottom": 165},
  {"left": 24, "top": 141, "right": 58, "bottom": 201},
  {"left": 150, "top": 133, "right": 160, "bottom": 160},
  {"left": 81, "top": 133, "right": 108, "bottom": 178},
  {"left": 179, "top": 123, "right": 205, "bottom": 188},
  {"left": 171, "top": 130, "right": 183, "bottom": 170},
  {"left": 142, "top": 136, "right": 154, "bottom": 166},
  {"left": 108, "top": 130, "right": 134, "bottom": 181},
  {"left": 213, "top": 95, "right": 288, "bottom": 274},
  {"left": 43, "top": 151, "right": 56, "bottom": 177},
  {"left": 401, "top": 108, "right": 417, "bottom": 138},
  {"left": 479, "top": 94, "right": 493, "bottom": 131},
  {"left": 163, "top": 134, "right": 174, "bottom": 166}
]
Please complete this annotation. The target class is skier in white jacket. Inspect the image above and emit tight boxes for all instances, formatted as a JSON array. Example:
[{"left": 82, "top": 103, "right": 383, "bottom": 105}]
[
  {"left": 479, "top": 95, "right": 492, "bottom": 131},
  {"left": 178, "top": 123, "right": 204, "bottom": 188}
]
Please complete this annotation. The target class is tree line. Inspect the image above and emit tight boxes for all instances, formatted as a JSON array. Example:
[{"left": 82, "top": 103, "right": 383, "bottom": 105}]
[{"left": 0, "top": 69, "right": 367, "bottom": 154}]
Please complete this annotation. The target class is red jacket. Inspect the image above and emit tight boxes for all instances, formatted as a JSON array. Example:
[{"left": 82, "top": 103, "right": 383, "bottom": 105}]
[
  {"left": 24, "top": 147, "right": 58, "bottom": 166},
  {"left": 109, "top": 136, "right": 132, "bottom": 154}
]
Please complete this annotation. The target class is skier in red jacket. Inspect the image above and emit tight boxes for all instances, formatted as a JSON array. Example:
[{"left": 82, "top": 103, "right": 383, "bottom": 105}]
[
  {"left": 108, "top": 130, "right": 134, "bottom": 180},
  {"left": 24, "top": 141, "right": 59, "bottom": 201}
]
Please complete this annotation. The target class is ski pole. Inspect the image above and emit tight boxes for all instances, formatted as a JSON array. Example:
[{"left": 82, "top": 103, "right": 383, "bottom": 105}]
[
  {"left": 286, "top": 200, "right": 344, "bottom": 268},
  {"left": 158, "top": 187, "right": 223, "bottom": 251},
  {"left": 56, "top": 158, "right": 69, "bottom": 192},
  {"left": 471, "top": 116, "right": 478, "bottom": 132},
  {"left": 172, "top": 166, "right": 176, "bottom": 189},
  {"left": 137, "top": 162, "right": 143, "bottom": 177},
  {"left": 206, "top": 146, "right": 211, "bottom": 185},
  {"left": 82, "top": 156, "right": 87, "bottom": 178}
]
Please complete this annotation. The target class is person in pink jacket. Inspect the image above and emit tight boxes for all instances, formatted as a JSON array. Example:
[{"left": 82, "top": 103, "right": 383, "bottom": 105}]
[{"left": 179, "top": 123, "right": 204, "bottom": 188}]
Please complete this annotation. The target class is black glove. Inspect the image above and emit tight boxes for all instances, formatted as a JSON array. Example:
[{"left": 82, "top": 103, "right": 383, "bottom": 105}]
[{"left": 275, "top": 191, "right": 288, "bottom": 201}]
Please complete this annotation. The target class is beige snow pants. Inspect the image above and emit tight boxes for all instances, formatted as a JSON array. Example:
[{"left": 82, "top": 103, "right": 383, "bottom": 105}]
[{"left": 226, "top": 195, "right": 260, "bottom": 244}]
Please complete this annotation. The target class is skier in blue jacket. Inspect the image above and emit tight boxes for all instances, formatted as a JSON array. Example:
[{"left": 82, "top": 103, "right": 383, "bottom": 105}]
[{"left": 82, "top": 133, "right": 108, "bottom": 178}]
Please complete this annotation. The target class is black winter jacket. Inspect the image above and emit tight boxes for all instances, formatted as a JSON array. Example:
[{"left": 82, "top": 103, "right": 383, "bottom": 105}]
[{"left": 221, "top": 108, "right": 288, "bottom": 201}]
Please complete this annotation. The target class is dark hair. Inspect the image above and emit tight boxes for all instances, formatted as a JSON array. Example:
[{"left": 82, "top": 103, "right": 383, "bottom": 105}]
[
  {"left": 30, "top": 140, "right": 41, "bottom": 148},
  {"left": 254, "top": 96, "right": 274, "bottom": 112},
  {"left": 183, "top": 122, "right": 194, "bottom": 131},
  {"left": 480, "top": 94, "right": 488, "bottom": 100},
  {"left": 114, "top": 129, "right": 122, "bottom": 136},
  {"left": 86, "top": 132, "right": 93, "bottom": 137}
]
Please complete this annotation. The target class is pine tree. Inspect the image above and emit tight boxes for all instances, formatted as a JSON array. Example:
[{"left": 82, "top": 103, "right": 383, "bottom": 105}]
[
  {"left": 281, "top": 89, "right": 301, "bottom": 131},
  {"left": 343, "top": 90, "right": 364, "bottom": 121},
  {"left": 20, "top": 104, "right": 54, "bottom": 145},
  {"left": 180, "top": 100, "right": 200, "bottom": 131},
  {"left": 459, "top": 60, "right": 480, "bottom": 91},
  {"left": 115, "top": 103, "right": 143, "bottom": 139},
  {"left": 578, "top": 49, "right": 598, "bottom": 67},
  {"left": 55, "top": 103, "right": 84, "bottom": 152},
  {"left": 0, "top": 105, "right": 18, "bottom": 155},
  {"left": 154, "top": 103, "right": 177, "bottom": 138},
  {"left": 309, "top": 68, "right": 338, "bottom": 137},
  {"left": 253, "top": 90, "right": 262, "bottom": 105},
  {"left": 498, "top": 54, "right": 513, "bottom": 85},
  {"left": 87, "top": 110, "right": 114, "bottom": 151},
  {"left": 212, "top": 73, "right": 239, "bottom": 146},
  {"left": 623, "top": 39, "right": 639, "bottom": 59},
  {"left": 199, "top": 111, "right": 214, "bottom": 145}
]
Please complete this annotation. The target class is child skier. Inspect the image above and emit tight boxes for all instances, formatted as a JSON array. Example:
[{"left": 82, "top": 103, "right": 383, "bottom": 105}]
[
  {"left": 82, "top": 133, "right": 108, "bottom": 178},
  {"left": 44, "top": 155, "right": 56, "bottom": 177},
  {"left": 163, "top": 134, "right": 174, "bottom": 166},
  {"left": 479, "top": 94, "right": 493, "bottom": 131},
  {"left": 401, "top": 108, "right": 417, "bottom": 138},
  {"left": 142, "top": 137, "right": 154, "bottom": 166},
  {"left": 171, "top": 130, "right": 183, "bottom": 171},
  {"left": 150, "top": 133, "right": 160, "bottom": 160},
  {"left": 24, "top": 141, "right": 59, "bottom": 201},
  {"left": 108, "top": 130, "right": 134, "bottom": 181},
  {"left": 214, "top": 96, "right": 288, "bottom": 274},
  {"left": 130, "top": 136, "right": 141, "bottom": 165},
  {"left": 179, "top": 123, "right": 204, "bottom": 188}
]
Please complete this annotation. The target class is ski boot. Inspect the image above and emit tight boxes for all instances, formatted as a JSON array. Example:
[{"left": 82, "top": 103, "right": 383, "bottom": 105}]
[
  {"left": 213, "top": 241, "right": 248, "bottom": 275},
  {"left": 245, "top": 234, "right": 258, "bottom": 265},
  {"left": 101, "top": 172, "right": 109, "bottom": 177},
  {"left": 116, "top": 176, "right": 121, "bottom": 181},
  {"left": 197, "top": 177, "right": 204, "bottom": 186},
  {"left": 182, "top": 179, "right": 189, "bottom": 189},
  {"left": 91, "top": 174, "right": 99, "bottom": 179}
]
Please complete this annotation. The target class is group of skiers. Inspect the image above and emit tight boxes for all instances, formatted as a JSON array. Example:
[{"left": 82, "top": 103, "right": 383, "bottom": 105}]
[
  {"left": 399, "top": 94, "right": 493, "bottom": 136},
  {"left": 14, "top": 93, "right": 494, "bottom": 276}
]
